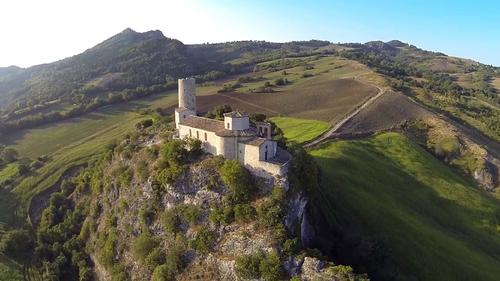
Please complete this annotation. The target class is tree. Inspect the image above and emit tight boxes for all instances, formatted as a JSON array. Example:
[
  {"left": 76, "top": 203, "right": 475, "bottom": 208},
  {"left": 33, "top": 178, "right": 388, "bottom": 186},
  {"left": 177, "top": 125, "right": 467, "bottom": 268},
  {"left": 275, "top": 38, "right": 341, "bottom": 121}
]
[
  {"left": 219, "top": 160, "right": 253, "bottom": 203},
  {"left": 0, "top": 229, "right": 34, "bottom": 263}
]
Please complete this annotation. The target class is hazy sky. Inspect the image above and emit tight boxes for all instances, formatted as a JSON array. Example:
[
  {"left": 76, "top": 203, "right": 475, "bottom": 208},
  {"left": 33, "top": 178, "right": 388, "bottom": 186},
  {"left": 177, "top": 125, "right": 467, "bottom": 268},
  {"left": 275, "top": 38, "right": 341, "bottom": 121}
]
[{"left": 1, "top": 0, "right": 499, "bottom": 68}]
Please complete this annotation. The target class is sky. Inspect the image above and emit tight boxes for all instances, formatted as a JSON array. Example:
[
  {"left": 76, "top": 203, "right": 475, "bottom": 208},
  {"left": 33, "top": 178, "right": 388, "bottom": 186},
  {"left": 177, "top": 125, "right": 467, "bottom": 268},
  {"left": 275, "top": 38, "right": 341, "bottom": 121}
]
[{"left": 1, "top": 0, "right": 499, "bottom": 68}]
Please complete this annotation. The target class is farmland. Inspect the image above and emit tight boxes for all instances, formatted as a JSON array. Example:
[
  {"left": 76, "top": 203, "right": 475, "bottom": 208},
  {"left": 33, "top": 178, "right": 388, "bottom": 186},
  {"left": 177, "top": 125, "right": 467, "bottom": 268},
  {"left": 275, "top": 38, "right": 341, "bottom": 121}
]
[
  {"left": 337, "top": 91, "right": 431, "bottom": 134},
  {"left": 269, "top": 117, "right": 329, "bottom": 143},
  {"left": 309, "top": 132, "right": 500, "bottom": 281}
]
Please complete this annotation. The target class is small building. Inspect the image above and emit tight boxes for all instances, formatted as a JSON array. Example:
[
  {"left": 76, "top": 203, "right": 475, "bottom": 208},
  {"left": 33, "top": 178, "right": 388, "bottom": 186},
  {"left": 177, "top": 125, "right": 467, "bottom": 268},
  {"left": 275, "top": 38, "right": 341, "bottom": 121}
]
[{"left": 174, "top": 78, "right": 290, "bottom": 177}]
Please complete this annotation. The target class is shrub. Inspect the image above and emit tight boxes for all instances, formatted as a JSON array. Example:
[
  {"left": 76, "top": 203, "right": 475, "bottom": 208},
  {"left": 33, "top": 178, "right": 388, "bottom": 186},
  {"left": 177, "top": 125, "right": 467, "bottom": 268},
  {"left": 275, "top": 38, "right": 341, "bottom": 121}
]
[
  {"left": 161, "top": 140, "right": 188, "bottom": 165},
  {"left": 219, "top": 160, "right": 253, "bottom": 203},
  {"left": 209, "top": 205, "right": 234, "bottom": 226},
  {"left": 259, "top": 251, "right": 283, "bottom": 281},
  {"left": 178, "top": 204, "right": 200, "bottom": 225},
  {"left": 233, "top": 203, "right": 256, "bottom": 223},
  {"left": 257, "top": 187, "right": 285, "bottom": 228},
  {"left": 162, "top": 209, "right": 180, "bottom": 234},
  {"left": 274, "top": 78, "right": 288, "bottom": 86},
  {"left": 190, "top": 227, "right": 215, "bottom": 254},
  {"left": 132, "top": 232, "right": 158, "bottom": 262},
  {"left": 235, "top": 252, "right": 264, "bottom": 279},
  {"left": 152, "top": 264, "right": 176, "bottom": 281},
  {"left": 144, "top": 247, "right": 165, "bottom": 271},
  {"left": 302, "top": 72, "right": 313, "bottom": 78},
  {"left": 283, "top": 238, "right": 299, "bottom": 257},
  {"left": 156, "top": 164, "right": 184, "bottom": 186},
  {"left": 136, "top": 160, "right": 149, "bottom": 181}
]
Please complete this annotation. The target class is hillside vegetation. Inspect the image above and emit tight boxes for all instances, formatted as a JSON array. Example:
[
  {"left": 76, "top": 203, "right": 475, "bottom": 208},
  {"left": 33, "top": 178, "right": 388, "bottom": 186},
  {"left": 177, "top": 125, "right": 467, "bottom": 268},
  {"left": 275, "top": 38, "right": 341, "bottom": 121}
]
[{"left": 309, "top": 133, "right": 500, "bottom": 281}]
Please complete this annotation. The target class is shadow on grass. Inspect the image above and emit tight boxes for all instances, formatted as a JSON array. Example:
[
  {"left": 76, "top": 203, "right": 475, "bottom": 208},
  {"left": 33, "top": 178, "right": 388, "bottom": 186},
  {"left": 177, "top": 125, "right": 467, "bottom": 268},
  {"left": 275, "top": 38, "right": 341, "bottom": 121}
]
[{"left": 308, "top": 138, "right": 500, "bottom": 280}]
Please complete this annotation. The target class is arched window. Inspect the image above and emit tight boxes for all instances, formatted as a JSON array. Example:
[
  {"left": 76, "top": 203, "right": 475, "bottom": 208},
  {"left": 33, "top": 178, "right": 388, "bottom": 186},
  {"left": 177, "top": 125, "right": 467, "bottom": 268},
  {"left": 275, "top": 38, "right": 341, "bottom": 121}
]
[{"left": 204, "top": 132, "right": 207, "bottom": 141}]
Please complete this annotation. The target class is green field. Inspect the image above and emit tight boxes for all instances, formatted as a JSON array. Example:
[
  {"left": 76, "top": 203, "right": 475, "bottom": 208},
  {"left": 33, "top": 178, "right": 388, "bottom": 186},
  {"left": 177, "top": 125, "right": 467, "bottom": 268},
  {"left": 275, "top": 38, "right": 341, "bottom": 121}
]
[
  {"left": 309, "top": 132, "right": 500, "bottom": 280},
  {"left": 270, "top": 117, "right": 329, "bottom": 143}
]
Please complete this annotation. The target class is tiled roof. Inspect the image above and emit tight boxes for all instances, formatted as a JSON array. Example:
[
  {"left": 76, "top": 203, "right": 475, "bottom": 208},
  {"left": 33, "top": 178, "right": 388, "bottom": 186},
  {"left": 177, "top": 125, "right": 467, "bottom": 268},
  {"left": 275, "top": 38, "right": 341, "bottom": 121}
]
[
  {"left": 180, "top": 116, "right": 258, "bottom": 137},
  {"left": 223, "top": 111, "right": 249, "bottom": 118},
  {"left": 242, "top": 137, "right": 268, "bottom": 146}
]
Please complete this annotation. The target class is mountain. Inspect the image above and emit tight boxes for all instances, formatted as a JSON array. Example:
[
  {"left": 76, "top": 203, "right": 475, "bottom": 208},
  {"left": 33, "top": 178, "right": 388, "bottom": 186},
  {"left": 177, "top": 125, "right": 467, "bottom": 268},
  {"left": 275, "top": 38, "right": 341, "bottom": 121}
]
[{"left": 0, "top": 29, "right": 331, "bottom": 114}]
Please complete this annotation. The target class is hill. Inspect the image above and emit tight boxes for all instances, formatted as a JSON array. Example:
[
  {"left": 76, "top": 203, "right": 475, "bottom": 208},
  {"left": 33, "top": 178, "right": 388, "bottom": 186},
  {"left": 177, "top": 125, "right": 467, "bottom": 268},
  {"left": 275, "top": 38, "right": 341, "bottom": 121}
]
[{"left": 309, "top": 132, "right": 500, "bottom": 281}]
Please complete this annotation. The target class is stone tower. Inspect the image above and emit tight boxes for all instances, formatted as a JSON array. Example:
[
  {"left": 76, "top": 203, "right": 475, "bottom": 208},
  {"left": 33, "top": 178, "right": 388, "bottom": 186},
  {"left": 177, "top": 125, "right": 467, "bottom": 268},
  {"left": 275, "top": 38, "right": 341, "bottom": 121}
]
[
  {"left": 175, "top": 78, "right": 196, "bottom": 128},
  {"left": 178, "top": 78, "right": 196, "bottom": 111}
]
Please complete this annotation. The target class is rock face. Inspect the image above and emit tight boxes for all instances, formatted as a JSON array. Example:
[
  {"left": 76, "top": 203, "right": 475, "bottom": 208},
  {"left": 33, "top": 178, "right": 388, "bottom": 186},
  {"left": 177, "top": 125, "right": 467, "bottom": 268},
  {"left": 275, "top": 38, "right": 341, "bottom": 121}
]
[{"left": 285, "top": 192, "right": 316, "bottom": 248}]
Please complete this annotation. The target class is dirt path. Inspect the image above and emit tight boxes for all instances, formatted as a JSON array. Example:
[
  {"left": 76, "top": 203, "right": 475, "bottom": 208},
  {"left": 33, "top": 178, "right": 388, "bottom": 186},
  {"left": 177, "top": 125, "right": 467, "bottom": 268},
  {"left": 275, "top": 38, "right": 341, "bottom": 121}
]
[{"left": 304, "top": 87, "right": 385, "bottom": 148}]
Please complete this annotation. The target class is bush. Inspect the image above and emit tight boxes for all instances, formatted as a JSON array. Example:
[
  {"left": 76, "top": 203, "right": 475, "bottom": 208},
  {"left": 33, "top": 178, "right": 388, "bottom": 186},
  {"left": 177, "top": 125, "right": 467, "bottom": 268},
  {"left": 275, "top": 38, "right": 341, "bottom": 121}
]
[
  {"left": 152, "top": 264, "right": 176, "bottom": 281},
  {"left": 219, "top": 160, "right": 253, "bottom": 203},
  {"left": 190, "top": 227, "right": 215, "bottom": 254},
  {"left": 257, "top": 187, "right": 285, "bottom": 228},
  {"left": 162, "top": 209, "right": 181, "bottom": 234},
  {"left": 178, "top": 204, "right": 200, "bottom": 225},
  {"left": 161, "top": 140, "right": 188, "bottom": 165},
  {"left": 235, "top": 252, "right": 264, "bottom": 279},
  {"left": 233, "top": 203, "right": 256, "bottom": 223},
  {"left": 132, "top": 232, "right": 158, "bottom": 262},
  {"left": 274, "top": 78, "right": 288, "bottom": 86},
  {"left": 259, "top": 251, "right": 283, "bottom": 281},
  {"left": 145, "top": 247, "right": 165, "bottom": 271}
]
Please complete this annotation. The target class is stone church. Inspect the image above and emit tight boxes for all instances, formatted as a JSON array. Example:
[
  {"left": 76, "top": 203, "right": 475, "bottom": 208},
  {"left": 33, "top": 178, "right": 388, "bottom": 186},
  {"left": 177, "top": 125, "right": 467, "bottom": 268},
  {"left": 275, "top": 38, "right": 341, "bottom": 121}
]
[{"left": 174, "top": 78, "right": 290, "bottom": 177}]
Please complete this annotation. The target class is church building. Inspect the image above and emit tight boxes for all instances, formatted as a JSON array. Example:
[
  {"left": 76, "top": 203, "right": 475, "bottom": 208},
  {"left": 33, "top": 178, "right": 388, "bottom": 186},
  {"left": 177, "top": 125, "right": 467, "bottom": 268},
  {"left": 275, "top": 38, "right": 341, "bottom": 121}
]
[{"left": 174, "top": 78, "right": 290, "bottom": 177}]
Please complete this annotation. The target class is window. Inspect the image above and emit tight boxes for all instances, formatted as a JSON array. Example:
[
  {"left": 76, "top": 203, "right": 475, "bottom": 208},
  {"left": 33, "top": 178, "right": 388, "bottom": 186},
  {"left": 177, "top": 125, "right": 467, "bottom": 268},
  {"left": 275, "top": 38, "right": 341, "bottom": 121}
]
[
  {"left": 196, "top": 131, "right": 199, "bottom": 139},
  {"left": 227, "top": 123, "right": 230, "bottom": 129},
  {"left": 204, "top": 132, "right": 207, "bottom": 141},
  {"left": 189, "top": 129, "right": 192, "bottom": 137}
]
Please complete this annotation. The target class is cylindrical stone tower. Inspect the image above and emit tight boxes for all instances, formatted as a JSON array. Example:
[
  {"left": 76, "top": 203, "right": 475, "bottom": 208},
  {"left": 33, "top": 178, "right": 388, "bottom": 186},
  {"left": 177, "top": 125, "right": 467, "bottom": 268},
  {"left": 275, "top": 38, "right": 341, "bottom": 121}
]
[{"left": 178, "top": 78, "right": 196, "bottom": 111}]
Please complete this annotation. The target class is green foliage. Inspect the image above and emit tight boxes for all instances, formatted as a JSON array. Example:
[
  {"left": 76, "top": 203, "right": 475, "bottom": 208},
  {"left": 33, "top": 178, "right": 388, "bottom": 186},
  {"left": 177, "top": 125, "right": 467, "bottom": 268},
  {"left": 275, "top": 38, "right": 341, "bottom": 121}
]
[
  {"left": 162, "top": 208, "right": 181, "bottom": 234},
  {"left": 190, "top": 227, "right": 215, "bottom": 254},
  {"left": 235, "top": 251, "right": 283, "bottom": 281},
  {"left": 133, "top": 231, "right": 158, "bottom": 262},
  {"left": 144, "top": 247, "right": 165, "bottom": 272},
  {"left": 259, "top": 251, "right": 283, "bottom": 281},
  {"left": 205, "top": 104, "right": 232, "bottom": 119},
  {"left": 233, "top": 203, "right": 256, "bottom": 223},
  {"left": 219, "top": 160, "right": 253, "bottom": 203},
  {"left": 282, "top": 238, "right": 299, "bottom": 257},
  {"left": 257, "top": 187, "right": 285, "bottom": 228},
  {"left": 209, "top": 204, "right": 234, "bottom": 226},
  {"left": 0, "top": 229, "right": 33, "bottom": 263},
  {"left": 235, "top": 252, "right": 264, "bottom": 279},
  {"left": 35, "top": 190, "right": 91, "bottom": 281}
]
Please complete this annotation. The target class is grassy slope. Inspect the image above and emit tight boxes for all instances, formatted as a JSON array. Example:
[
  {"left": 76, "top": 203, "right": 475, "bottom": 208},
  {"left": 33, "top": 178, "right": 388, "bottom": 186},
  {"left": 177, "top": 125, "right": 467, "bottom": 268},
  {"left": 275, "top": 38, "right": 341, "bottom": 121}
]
[
  {"left": 269, "top": 117, "right": 329, "bottom": 143},
  {"left": 309, "top": 132, "right": 500, "bottom": 281}
]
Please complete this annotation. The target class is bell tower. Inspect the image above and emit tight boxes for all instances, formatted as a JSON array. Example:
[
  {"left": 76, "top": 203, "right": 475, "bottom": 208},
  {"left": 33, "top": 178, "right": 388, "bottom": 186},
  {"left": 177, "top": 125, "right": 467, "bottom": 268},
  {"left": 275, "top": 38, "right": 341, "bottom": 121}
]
[{"left": 175, "top": 78, "right": 196, "bottom": 128}]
